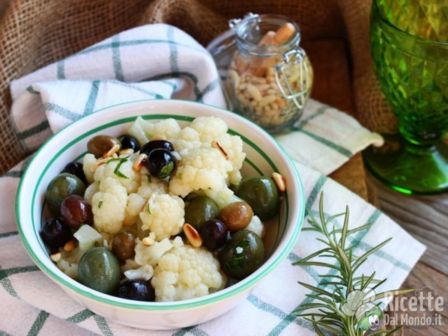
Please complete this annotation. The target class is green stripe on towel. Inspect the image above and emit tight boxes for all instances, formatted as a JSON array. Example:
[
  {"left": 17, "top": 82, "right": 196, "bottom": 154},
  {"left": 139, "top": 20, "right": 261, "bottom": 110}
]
[
  {"left": 0, "top": 266, "right": 39, "bottom": 280},
  {"left": 66, "top": 309, "right": 95, "bottom": 323},
  {"left": 172, "top": 326, "right": 209, "bottom": 336},
  {"left": 93, "top": 315, "right": 114, "bottom": 336},
  {"left": 306, "top": 175, "right": 327, "bottom": 210},
  {"left": 27, "top": 311, "right": 49, "bottom": 336},
  {"left": 300, "top": 129, "right": 353, "bottom": 158},
  {"left": 45, "top": 103, "right": 81, "bottom": 121},
  {"left": 0, "top": 231, "right": 18, "bottom": 238},
  {"left": 167, "top": 26, "right": 179, "bottom": 73},
  {"left": 197, "top": 79, "right": 220, "bottom": 102},
  {"left": 294, "top": 105, "right": 328, "bottom": 130},
  {"left": 26, "top": 86, "right": 39, "bottom": 95},
  {"left": 3, "top": 171, "right": 22, "bottom": 178},
  {"left": 83, "top": 80, "right": 100, "bottom": 116},
  {"left": 1, "top": 277, "right": 18, "bottom": 297},
  {"left": 57, "top": 61, "right": 65, "bottom": 79},
  {"left": 16, "top": 120, "right": 50, "bottom": 140},
  {"left": 247, "top": 294, "right": 315, "bottom": 332},
  {"left": 111, "top": 35, "right": 124, "bottom": 81}
]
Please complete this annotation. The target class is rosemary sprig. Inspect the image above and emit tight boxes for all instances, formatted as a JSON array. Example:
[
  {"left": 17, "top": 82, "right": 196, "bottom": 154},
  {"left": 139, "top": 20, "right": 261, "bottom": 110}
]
[{"left": 294, "top": 193, "right": 412, "bottom": 335}]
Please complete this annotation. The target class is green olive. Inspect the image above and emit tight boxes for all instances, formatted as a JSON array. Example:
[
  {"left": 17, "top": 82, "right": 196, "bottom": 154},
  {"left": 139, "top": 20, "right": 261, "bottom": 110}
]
[
  {"left": 185, "top": 196, "right": 219, "bottom": 229},
  {"left": 78, "top": 247, "right": 121, "bottom": 294},
  {"left": 112, "top": 232, "right": 136, "bottom": 261},
  {"left": 219, "top": 201, "right": 253, "bottom": 231},
  {"left": 46, "top": 173, "right": 86, "bottom": 216},
  {"left": 219, "top": 230, "right": 264, "bottom": 279},
  {"left": 236, "top": 177, "right": 279, "bottom": 220},
  {"left": 87, "top": 135, "right": 120, "bottom": 158}
]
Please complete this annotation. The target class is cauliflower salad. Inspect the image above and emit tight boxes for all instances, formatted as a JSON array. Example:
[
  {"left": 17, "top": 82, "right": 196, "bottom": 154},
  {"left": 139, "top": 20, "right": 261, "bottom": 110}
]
[{"left": 41, "top": 116, "right": 282, "bottom": 302}]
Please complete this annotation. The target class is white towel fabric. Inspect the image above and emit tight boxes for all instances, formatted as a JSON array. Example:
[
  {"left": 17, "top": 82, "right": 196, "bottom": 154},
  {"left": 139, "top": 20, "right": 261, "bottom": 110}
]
[{"left": 1, "top": 24, "right": 424, "bottom": 336}]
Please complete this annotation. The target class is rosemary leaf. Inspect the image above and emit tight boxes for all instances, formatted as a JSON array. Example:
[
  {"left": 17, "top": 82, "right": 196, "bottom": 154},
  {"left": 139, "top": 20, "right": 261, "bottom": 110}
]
[
  {"left": 340, "top": 206, "right": 349, "bottom": 248},
  {"left": 294, "top": 260, "right": 340, "bottom": 270},
  {"left": 364, "top": 288, "right": 415, "bottom": 303},
  {"left": 352, "top": 238, "right": 392, "bottom": 272},
  {"left": 293, "top": 248, "right": 332, "bottom": 264},
  {"left": 371, "top": 278, "right": 388, "bottom": 291},
  {"left": 298, "top": 282, "right": 338, "bottom": 298}
]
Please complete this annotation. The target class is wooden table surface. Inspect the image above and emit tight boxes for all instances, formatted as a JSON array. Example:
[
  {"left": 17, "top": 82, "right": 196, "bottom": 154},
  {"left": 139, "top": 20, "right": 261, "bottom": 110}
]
[{"left": 306, "top": 39, "right": 448, "bottom": 335}]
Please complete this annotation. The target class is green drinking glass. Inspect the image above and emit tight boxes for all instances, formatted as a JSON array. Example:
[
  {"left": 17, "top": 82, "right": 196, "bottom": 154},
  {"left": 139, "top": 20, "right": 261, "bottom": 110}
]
[{"left": 363, "top": 0, "right": 448, "bottom": 194}]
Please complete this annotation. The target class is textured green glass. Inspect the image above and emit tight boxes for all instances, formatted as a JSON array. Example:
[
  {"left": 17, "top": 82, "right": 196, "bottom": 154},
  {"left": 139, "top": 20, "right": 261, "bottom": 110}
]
[{"left": 363, "top": 0, "right": 448, "bottom": 194}]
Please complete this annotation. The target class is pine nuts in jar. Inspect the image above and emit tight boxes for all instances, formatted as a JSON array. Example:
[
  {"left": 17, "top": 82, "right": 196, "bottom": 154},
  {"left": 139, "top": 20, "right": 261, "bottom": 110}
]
[{"left": 226, "top": 13, "right": 313, "bottom": 133}]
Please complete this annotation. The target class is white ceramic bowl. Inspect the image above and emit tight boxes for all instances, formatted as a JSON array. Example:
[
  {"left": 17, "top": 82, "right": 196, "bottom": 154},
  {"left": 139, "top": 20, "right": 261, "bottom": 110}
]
[{"left": 16, "top": 99, "right": 305, "bottom": 330}]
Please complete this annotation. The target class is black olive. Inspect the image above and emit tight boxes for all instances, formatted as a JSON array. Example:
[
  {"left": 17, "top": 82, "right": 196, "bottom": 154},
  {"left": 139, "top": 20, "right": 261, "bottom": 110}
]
[
  {"left": 62, "top": 161, "right": 87, "bottom": 184},
  {"left": 145, "top": 149, "right": 176, "bottom": 179},
  {"left": 140, "top": 140, "right": 174, "bottom": 156},
  {"left": 117, "top": 280, "right": 155, "bottom": 301},
  {"left": 118, "top": 135, "right": 140, "bottom": 152},
  {"left": 200, "top": 219, "right": 228, "bottom": 251},
  {"left": 40, "top": 218, "right": 72, "bottom": 252}
]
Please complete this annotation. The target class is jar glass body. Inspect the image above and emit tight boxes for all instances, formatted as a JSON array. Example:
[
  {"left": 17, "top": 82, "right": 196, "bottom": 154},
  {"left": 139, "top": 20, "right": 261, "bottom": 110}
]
[{"left": 226, "top": 14, "right": 313, "bottom": 133}]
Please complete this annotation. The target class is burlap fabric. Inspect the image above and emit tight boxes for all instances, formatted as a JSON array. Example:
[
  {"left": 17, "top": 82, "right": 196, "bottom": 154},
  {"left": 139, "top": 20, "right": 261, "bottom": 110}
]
[{"left": 0, "top": 0, "right": 395, "bottom": 174}]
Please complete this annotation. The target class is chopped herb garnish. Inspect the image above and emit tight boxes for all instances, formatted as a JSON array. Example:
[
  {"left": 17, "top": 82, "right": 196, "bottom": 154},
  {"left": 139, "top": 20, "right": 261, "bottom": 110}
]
[
  {"left": 113, "top": 158, "right": 129, "bottom": 179},
  {"left": 98, "top": 201, "right": 103, "bottom": 208},
  {"left": 147, "top": 204, "right": 152, "bottom": 214},
  {"left": 159, "top": 161, "right": 174, "bottom": 179}
]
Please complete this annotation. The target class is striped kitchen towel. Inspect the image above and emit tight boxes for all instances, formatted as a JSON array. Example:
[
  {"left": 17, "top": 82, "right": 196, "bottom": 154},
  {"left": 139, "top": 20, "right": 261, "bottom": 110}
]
[{"left": 1, "top": 24, "right": 424, "bottom": 336}]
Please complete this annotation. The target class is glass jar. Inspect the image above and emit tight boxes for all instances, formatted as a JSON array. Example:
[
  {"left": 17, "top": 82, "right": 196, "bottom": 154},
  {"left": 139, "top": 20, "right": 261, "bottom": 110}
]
[{"left": 226, "top": 13, "right": 313, "bottom": 133}]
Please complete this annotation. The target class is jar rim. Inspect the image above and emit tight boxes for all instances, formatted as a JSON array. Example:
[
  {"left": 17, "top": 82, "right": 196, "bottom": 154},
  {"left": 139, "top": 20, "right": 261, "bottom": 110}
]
[{"left": 233, "top": 14, "right": 302, "bottom": 57}]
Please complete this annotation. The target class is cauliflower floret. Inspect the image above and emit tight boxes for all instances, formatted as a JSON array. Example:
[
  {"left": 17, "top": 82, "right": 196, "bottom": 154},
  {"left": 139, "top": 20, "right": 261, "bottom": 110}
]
[
  {"left": 151, "top": 244, "right": 225, "bottom": 302},
  {"left": 172, "top": 126, "right": 202, "bottom": 155},
  {"left": 124, "top": 193, "right": 146, "bottom": 226},
  {"left": 84, "top": 181, "right": 99, "bottom": 205},
  {"left": 135, "top": 237, "right": 175, "bottom": 266},
  {"left": 215, "top": 133, "right": 245, "bottom": 185},
  {"left": 129, "top": 117, "right": 182, "bottom": 143},
  {"left": 94, "top": 156, "right": 141, "bottom": 193},
  {"left": 128, "top": 117, "right": 149, "bottom": 145},
  {"left": 137, "top": 175, "right": 168, "bottom": 199},
  {"left": 169, "top": 147, "right": 233, "bottom": 197},
  {"left": 124, "top": 264, "right": 154, "bottom": 281},
  {"left": 91, "top": 177, "right": 127, "bottom": 234},
  {"left": 190, "top": 116, "right": 228, "bottom": 143},
  {"left": 144, "top": 118, "right": 181, "bottom": 140},
  {"left": 83, "top": 153, "right": 97, "bottom": 183},
  {"left": 139, "top": 194, "right": 184, "bottom": 240}
]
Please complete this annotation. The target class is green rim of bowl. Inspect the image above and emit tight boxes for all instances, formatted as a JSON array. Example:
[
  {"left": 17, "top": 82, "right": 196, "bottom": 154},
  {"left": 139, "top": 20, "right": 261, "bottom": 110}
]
[{"left": 16, "top": 99, "right": 305, "bottom": 311}]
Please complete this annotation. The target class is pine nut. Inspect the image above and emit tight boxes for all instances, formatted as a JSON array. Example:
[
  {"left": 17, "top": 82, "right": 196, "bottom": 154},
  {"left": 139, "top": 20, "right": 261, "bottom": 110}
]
[
  {"left": 272, "top": 172, "right": 286, "bottom": 192},
  {"left": 183, "top": 223, "right": 202, "bottom": 248},
  {"left": 259, "top": 95, "right": 277, "bottom": 106},
  {"left": 247, "top": 84, "right": 262, "bottom": 101},
  {"left": 103, "top": 143, "right": 121, "bottom": 158},
  {"left": 133, "top": 153, "right": 147, "bottom": 171},
  {"left": 119, "top": 148, "right": 134, "bottom": 156},
  {"left": 50, "top": 252, "right": 61, "bottom": 262}
]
